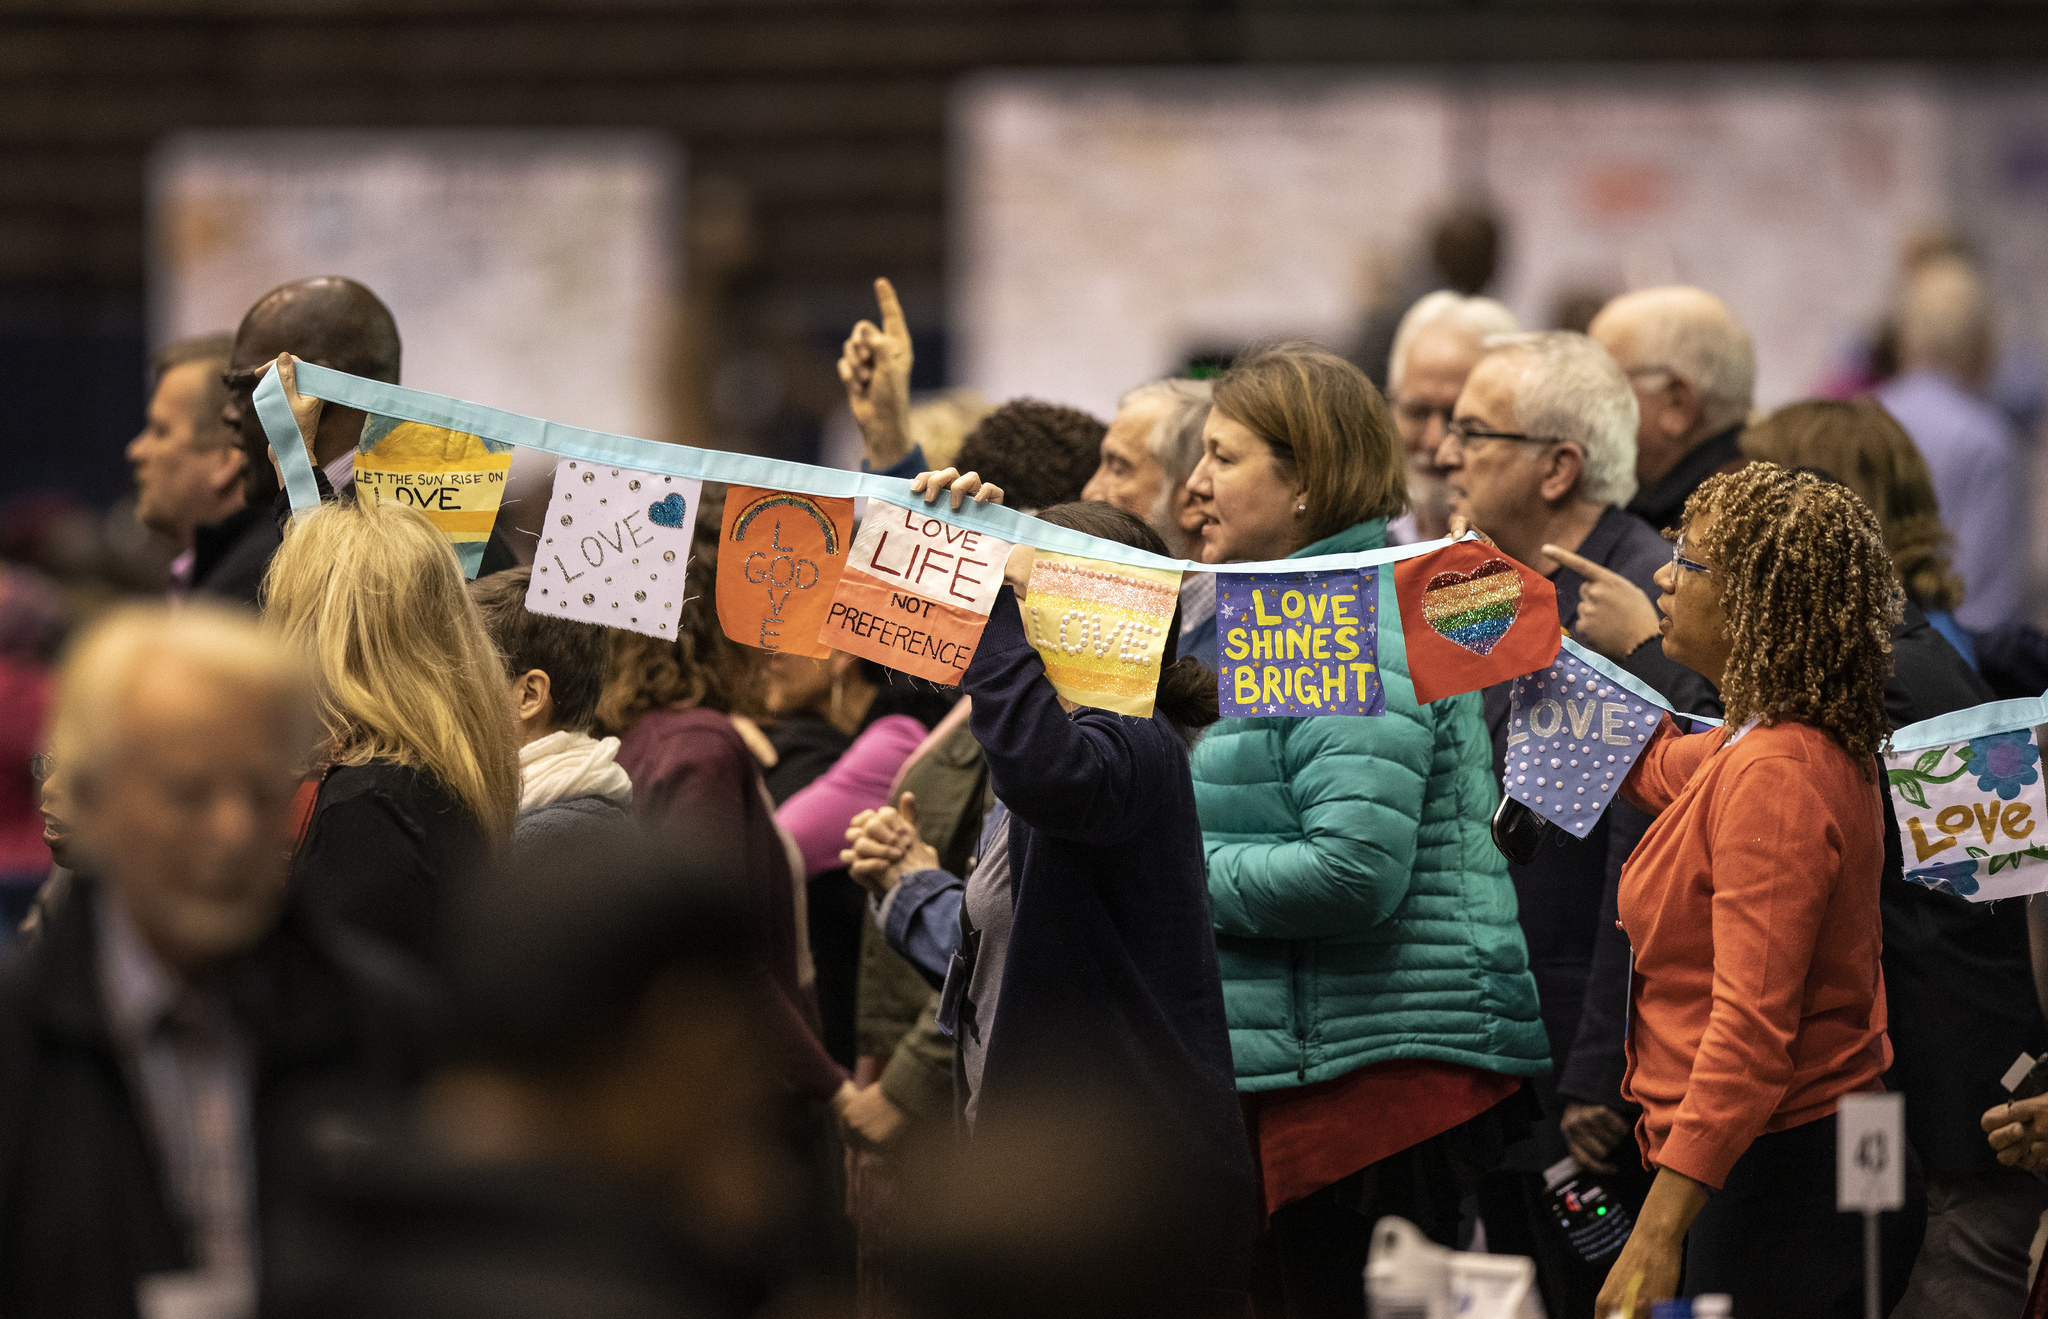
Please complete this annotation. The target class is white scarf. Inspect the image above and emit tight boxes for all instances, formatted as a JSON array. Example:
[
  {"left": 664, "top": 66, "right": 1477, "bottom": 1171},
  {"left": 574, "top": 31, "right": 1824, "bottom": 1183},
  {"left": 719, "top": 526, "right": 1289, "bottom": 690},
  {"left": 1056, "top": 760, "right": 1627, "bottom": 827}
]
[{"left": 518, "top": 730, "right": 633, "bottom": 813}]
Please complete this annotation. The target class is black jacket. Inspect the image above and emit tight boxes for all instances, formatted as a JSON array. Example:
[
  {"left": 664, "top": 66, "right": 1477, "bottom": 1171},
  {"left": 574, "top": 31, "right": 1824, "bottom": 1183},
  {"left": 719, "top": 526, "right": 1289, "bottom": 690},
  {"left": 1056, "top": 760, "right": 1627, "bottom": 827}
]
[
  {"left": 0, "top": 877, "right": 434, "bottom": 1319},
  {"left": 192, "top": 470, "right": 516, "bottom": 611},
  {"left": 1877, "top": 603, "right": 2045, "bottom": 1173},
  {"left": 1624, "top": 424, "right": 1745, "bottom": 534},
  {"left": 963, "top": 592, "right": 1256, "bottom": 1296},
  {"left": 1483, "top": 509, "right": 1720, "bottom": 1123},
  {"left": 292, "top": 761, "right": 490, "bottom": 964},
  {"left": 266, "top": 1126, "right": 751, "bottom": 1319}
]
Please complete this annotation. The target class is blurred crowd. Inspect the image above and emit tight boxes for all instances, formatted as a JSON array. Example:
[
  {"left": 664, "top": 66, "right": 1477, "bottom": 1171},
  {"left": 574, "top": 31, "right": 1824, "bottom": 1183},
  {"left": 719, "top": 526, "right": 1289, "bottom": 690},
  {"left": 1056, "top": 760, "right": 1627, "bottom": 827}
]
[{"left": 5, "top": 206, "right": 2048, "bottom": 1319}]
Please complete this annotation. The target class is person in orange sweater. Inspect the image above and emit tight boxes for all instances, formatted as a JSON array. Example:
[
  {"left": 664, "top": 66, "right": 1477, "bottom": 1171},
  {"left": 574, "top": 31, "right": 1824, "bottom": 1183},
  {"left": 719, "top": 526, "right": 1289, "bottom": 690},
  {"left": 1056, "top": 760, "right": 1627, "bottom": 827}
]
[{"left": 1595, "top": 463, "right": 1925, "bottom": 1319}]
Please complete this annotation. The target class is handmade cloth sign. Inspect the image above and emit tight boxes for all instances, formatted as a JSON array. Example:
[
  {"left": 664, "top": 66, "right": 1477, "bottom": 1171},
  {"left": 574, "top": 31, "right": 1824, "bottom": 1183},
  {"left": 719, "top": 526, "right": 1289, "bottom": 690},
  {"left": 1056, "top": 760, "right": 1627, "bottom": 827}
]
[
  {"left": 1023, "top": 552, "right": 1182, "bottom": 717},
  {"left": 351, "top": 416, "right": 515, "bottom": 577},
  {"left": 821, "top": 499, "right": 1012, "bottom": 681},
  {"left": 527, "top": 461, "right": 700, "bottom": 639},
  {"left": 1503, "top": 649, "right": 1662, "bottom": 838},
  {"left": 1885, "top": 728, "right": 2048, "bottom": 900},
  {"left": 717, "top": 486, "right": 856, "bottom": 657},
  {"left": 1391, "top": 542, "right": 1560, "bottom": 704},
  {"left": 1215, "top": 568, "right": 1383, "bottom": 718}
]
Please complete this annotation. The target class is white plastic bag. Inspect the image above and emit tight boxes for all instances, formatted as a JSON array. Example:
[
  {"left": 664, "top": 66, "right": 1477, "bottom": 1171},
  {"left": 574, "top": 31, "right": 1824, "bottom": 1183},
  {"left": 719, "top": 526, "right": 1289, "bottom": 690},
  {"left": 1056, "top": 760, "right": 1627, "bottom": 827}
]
[{"left": 1363, "top": 1216, "right": 1546, "bottom": 1319}]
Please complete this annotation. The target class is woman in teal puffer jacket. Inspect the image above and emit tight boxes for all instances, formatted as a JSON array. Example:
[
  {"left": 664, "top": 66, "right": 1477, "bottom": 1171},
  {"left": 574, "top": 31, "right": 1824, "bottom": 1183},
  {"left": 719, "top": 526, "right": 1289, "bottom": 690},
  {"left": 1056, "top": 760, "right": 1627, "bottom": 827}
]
[{"left": 1186, "top": 343, "right": 1549, "bottom": 1318}]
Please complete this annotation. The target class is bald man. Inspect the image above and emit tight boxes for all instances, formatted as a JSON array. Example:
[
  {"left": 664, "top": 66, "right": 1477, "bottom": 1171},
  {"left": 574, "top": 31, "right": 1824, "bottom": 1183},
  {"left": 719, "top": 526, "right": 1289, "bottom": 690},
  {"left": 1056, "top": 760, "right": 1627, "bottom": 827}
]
[
  {"left": 195, "top": 277, "right": 515, "bottom": 607},
  {"left": 1588, "top": 287, "right": 1756, "bottom": 531}
]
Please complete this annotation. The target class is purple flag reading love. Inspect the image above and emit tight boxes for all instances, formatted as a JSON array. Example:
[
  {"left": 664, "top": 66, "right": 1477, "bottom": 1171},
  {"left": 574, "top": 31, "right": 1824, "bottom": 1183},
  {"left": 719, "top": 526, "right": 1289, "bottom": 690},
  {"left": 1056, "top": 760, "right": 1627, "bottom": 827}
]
[{"left": 1503, "top": 648, "right": 1660, "bottom": 839}]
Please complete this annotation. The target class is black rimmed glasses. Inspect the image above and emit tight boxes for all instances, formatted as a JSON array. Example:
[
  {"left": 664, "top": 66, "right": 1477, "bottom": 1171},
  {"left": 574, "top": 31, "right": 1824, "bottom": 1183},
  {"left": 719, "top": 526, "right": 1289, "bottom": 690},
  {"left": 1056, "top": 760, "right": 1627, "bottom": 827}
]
[{"left": 1444, "top": 418, "right": 1563, "bottom": 453}]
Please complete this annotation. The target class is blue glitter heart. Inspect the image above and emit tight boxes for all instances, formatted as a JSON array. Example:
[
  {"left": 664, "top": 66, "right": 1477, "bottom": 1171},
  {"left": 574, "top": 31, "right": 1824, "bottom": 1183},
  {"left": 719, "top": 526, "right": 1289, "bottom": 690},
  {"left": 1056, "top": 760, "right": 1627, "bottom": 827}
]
[{"left": 647, "top": 493, "right": 686, "bottom": 528}]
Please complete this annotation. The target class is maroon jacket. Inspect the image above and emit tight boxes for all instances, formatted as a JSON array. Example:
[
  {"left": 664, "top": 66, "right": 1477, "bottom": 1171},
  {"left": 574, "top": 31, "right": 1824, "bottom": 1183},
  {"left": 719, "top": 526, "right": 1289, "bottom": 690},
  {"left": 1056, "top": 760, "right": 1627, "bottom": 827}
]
[{"left": 617, "top": 706, "right": 844, "bottom": 1098}]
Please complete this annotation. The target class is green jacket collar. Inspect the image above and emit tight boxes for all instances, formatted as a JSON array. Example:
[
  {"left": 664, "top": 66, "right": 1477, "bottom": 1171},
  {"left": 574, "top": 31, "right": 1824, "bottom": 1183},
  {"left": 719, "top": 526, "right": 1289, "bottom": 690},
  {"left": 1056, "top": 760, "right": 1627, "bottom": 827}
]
[{"left": 1290, "top": 518, "right": 1387, "bottom": 560}]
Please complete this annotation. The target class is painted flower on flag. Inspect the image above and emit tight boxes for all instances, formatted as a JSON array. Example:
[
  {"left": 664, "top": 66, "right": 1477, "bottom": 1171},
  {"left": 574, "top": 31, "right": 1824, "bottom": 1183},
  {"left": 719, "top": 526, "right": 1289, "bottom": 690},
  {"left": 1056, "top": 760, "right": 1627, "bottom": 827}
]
[
  {"left": 1907, "top": 858, "right": 1980, "bottom": 898},
  {"left": 1964, "top": 730, "right": 2041, "bottom": 801}
]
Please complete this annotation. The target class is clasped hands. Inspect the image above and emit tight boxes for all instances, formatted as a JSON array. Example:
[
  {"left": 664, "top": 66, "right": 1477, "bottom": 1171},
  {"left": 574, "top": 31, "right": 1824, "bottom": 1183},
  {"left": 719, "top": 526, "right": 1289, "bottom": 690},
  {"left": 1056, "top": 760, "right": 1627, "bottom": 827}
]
[{"left": 842, "top": 792, "right": 939, "bottom": 902}]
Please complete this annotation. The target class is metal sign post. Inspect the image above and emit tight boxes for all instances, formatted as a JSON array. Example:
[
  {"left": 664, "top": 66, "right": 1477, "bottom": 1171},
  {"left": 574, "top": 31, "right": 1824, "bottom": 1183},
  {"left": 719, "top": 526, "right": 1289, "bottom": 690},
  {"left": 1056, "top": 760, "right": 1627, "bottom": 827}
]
[{"left": 1837, "top": 1093, "right": 1906, "bottom": 1319}]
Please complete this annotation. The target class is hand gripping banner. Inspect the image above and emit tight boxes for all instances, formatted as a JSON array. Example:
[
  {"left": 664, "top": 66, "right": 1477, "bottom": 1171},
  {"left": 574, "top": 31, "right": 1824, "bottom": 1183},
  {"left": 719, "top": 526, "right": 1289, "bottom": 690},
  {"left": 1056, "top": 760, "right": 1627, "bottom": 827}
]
[{"left": 823, "top": 500, "right": 1012, "bottom": 683}]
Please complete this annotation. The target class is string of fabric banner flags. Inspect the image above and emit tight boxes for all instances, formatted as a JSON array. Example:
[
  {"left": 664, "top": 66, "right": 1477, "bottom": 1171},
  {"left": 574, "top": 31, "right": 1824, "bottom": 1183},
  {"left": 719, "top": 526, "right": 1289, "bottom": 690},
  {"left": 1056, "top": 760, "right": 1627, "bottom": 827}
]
[{"left": 252, "top": 363, "right": 2048, "bottom": 901}]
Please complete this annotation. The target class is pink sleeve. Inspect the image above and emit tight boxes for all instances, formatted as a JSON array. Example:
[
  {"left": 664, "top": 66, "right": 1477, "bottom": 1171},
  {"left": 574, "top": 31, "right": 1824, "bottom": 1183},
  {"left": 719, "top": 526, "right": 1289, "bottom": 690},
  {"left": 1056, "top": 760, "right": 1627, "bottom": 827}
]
[{"left": 776, "top": 714, "right": 930, "bottom": 876}]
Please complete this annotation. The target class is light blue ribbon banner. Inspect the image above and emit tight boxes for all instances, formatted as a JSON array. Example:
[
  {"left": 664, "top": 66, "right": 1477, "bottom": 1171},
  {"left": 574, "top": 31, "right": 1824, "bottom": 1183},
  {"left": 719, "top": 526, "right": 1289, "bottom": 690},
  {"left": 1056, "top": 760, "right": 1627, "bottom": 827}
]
[
  {"left": 252, "top": 367, "right": 322, "bottom": 520},
  {"left": 1557, "top": 636, "right": 1724, "bottom": 729},
  {"left": 265, "top": 361, "right": 1473, "bottom": 577},
  {"left": 1891, "top": 688, "right": 2048, "bottom": 751}
]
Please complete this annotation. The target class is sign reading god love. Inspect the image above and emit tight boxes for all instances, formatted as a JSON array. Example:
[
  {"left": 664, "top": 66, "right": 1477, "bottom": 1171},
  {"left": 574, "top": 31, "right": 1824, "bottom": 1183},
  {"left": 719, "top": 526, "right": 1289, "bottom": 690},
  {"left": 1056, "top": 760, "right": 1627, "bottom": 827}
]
[
  {"left": 717, "top": 486, "right": 855, "bottom": 657},
  {"left": 527, "top": 461, "right": 700, "bottom": 639},
  {"left": 1215, "top": 568, "right": 1383, "bottom": 718}
]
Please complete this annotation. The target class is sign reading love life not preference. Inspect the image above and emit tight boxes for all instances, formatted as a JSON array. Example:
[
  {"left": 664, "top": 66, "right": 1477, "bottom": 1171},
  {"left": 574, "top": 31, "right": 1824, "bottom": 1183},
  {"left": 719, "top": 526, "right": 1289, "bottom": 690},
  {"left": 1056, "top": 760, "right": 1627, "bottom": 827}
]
[
  {"left": 822, "top": 501, "right": 1013, "bottom": 683},
  {"left": 525, "top": 461, "right": 701, "bottom": 639}
]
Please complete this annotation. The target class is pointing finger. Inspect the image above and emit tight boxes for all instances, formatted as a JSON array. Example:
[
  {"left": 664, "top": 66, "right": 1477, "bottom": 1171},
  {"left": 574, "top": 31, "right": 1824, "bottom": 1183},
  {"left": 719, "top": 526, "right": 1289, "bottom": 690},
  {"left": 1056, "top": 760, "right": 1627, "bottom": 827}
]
[
  {"left": 1544, "top": 543, "right": 1617, "bottom": 581},
  {"left": 875, "top": 277, "right": 909, "bottom": 343}
]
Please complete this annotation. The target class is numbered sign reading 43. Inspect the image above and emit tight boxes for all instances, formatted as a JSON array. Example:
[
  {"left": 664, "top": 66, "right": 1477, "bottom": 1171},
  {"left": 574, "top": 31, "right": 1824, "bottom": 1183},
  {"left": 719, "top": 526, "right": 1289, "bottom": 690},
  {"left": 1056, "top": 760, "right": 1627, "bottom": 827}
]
[{"left": 1884, "top": 726, "right": 2048, "bottom": 902}]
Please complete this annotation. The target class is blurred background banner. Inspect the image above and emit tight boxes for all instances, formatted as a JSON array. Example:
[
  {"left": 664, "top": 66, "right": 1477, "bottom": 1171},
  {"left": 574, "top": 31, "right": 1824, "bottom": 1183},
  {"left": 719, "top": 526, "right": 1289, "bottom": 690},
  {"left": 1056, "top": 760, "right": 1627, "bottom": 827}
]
[
  {"left": 149, "top": 130, "right": 681, "bottom": 558},
  {"left": 954, "top": 68, "right": 2044, "bottom": 415}
]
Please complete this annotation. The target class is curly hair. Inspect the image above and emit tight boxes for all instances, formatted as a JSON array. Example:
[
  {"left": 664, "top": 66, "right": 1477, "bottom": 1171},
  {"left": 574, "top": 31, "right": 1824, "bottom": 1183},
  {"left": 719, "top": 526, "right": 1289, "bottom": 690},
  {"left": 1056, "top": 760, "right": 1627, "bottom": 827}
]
[
  {"left": 594, "top": 484, "right": 764, "bottom": 736},
  {"left": 1683, "top": 462, "right": 1901, "bottom": 764},
  {"left": 954, "top": 398, "right": 1105, "bottom": 511},
  {"left": 1739, "top": 398, "right": 1965, "bottom": 612}
]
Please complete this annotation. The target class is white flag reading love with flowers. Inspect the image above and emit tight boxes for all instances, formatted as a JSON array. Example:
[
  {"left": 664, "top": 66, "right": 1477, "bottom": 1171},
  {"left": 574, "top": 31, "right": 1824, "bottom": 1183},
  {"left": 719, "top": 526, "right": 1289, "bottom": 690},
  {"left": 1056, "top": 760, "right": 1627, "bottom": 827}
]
[{"left": 1885, "top": 726, "right": 2048, "bottom": 901}]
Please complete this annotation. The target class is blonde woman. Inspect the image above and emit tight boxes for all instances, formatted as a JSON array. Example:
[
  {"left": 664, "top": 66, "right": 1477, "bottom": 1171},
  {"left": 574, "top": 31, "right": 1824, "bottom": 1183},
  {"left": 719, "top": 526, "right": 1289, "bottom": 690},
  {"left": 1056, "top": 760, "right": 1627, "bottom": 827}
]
[{"left": 265, "top": 499, "right": 519, "bottom": 959}]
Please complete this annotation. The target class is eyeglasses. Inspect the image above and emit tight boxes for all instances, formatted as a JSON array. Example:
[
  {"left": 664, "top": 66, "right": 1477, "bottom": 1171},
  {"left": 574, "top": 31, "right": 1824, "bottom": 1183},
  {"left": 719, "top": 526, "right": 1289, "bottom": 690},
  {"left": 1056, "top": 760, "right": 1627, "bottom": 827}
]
[
  {"left": 1444, "top": 419, "right": 1562, "bottom": 452},
  {"left": 1671, "top": 536, "right": 1712, "bottom": 576},
  {"left": 1625, "top": 365, "right": 1679, "bottom": 384},
  {"left": 28, "top": 752, "right": 53, "bottom": 785},
  {"left": 1395, "top": 398, "right": 1456, "bottom": 430}
]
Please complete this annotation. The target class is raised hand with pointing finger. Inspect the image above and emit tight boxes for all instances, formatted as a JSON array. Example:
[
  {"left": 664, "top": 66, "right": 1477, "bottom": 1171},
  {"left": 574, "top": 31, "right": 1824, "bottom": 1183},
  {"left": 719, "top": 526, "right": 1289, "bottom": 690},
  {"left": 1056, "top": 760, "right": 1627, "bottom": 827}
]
[{"left": 838, "top": 276, "right": 916, "bottom": 471}]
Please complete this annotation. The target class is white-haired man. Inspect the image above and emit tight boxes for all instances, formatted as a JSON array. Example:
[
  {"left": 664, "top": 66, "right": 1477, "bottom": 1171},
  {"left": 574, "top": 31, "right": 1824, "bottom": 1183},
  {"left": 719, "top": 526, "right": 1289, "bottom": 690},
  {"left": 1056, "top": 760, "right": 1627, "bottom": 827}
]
[
  {"left": 1588, "top": 286, "right": 1755, "bottom": 532},
  {"left": 1079, "top": 376, "right": 1220, "bottom": 666},
  {"left": 1436, "top": 332, "right": 1721, "bottom": 1315},
  {"left": 1385, "top": 291, "right": 1520, "bottom": 543},
  {"left": 0, "top": 604, "right": 430, "bottom": 1319},
  {"left": 1879, "top": 255, "right": 2025, "bottom": 631}
]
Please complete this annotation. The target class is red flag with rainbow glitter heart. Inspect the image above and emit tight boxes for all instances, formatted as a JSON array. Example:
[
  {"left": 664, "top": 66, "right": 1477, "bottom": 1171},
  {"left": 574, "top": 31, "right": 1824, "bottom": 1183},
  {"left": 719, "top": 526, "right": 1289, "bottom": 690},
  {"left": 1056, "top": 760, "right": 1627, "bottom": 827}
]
[{"left": 1391, "top": 541, "right": 1560, "bottom": 704}]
